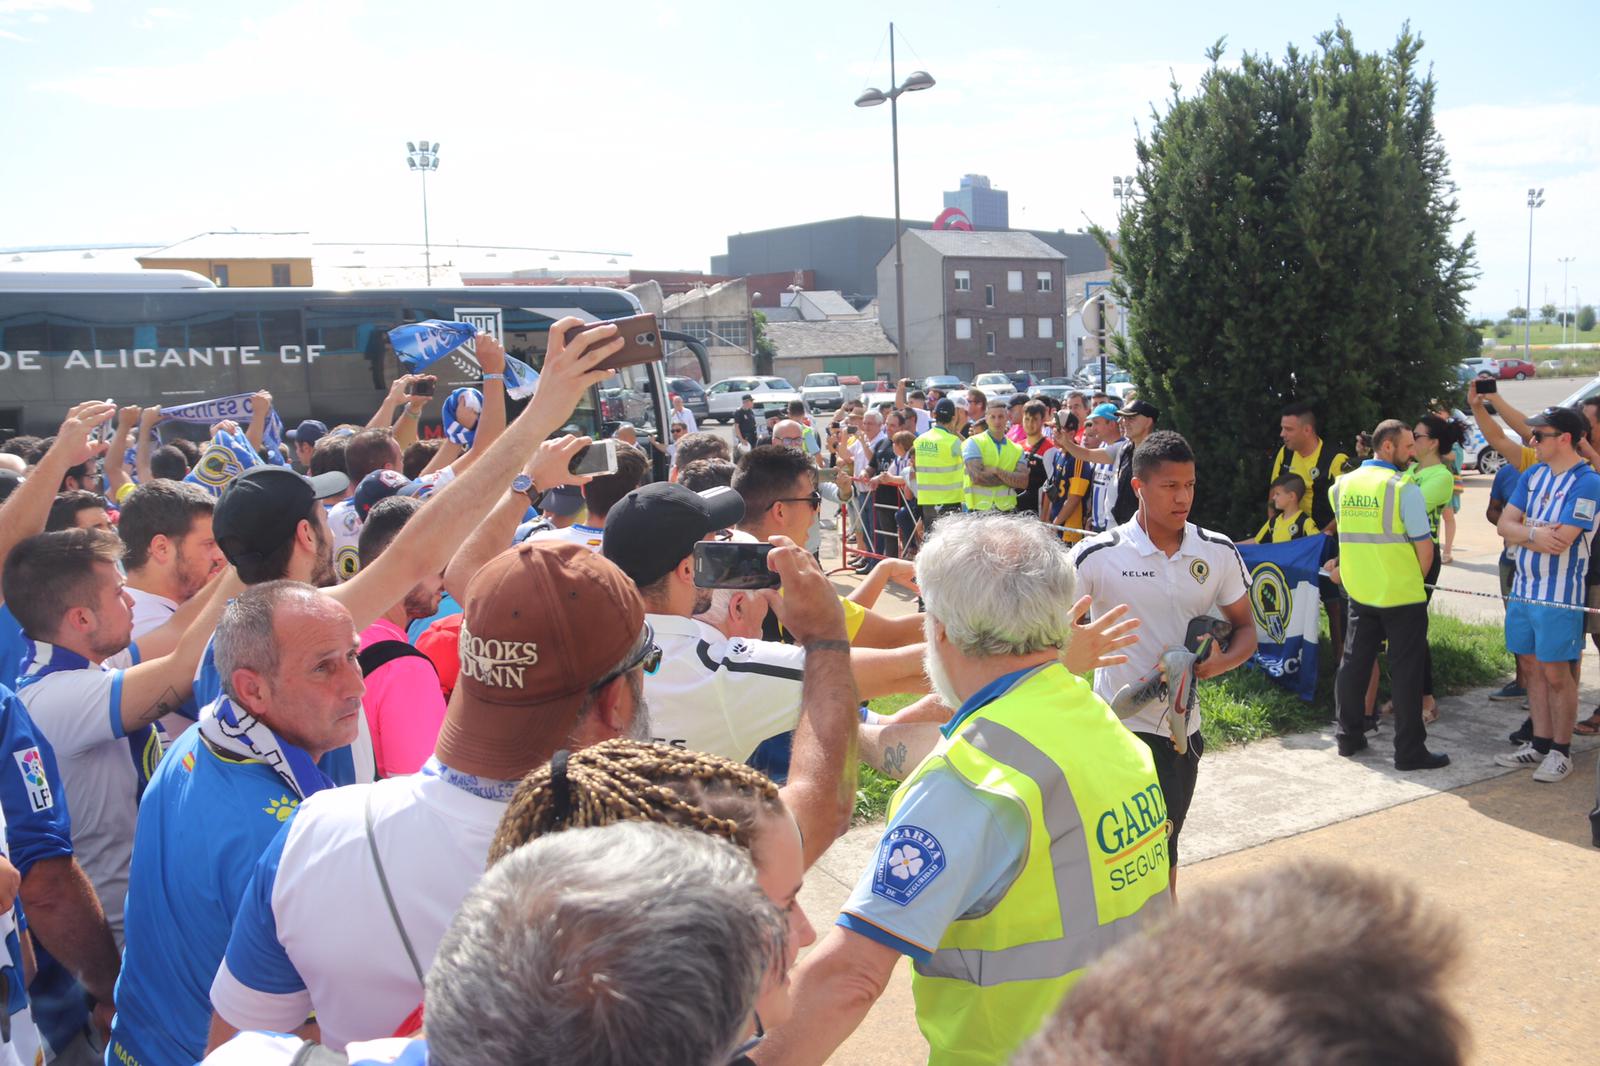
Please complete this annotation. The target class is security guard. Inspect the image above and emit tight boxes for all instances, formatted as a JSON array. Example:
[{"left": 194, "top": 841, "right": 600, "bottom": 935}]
[
  {"left": 760, "top": 516, "right": 1170, "bottom": 1066},
  {"left": 1330, "top": 418, "right": 1449, "bottom": 770},
  {"left": 914, "top": 398, "right": 966, "bottom": 531},
  {"left": 962, "top": 398, "right": 1027, "bottom": 512}
]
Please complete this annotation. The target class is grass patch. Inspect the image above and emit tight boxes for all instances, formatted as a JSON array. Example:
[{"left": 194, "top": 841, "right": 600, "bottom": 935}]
[
  {"left": 852, "top": 613, "right": 1513, "bottom": 821},
  {"left": 1480, "top": 323, "right": 1600, "bottom": 347}
]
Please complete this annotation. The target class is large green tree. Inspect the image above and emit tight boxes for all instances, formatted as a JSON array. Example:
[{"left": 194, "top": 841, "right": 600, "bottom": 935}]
[{"left": 1102, "top": 23, "right": 1479, "bottom": 536}]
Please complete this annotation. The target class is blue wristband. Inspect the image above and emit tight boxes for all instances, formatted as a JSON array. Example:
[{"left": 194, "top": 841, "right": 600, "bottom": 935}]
[{"left": 482, "top": 372, "right": 506, "bottom": 382}]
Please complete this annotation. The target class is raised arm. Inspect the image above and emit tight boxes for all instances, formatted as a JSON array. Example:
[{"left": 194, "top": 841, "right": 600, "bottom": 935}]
[
  {"left": 134, "top": 405, "right": 160, "bottom": 484},
  {"left": 1467, "top": 383, "right": 1525, "bottom": 462},
  {"left": 419, "top": 439, "right": 463, "bottom": 478},
  {"left": 118, "top": 569, "right": 241, "bottom": 733},
  {"left": 446, "top": 336, "right": 507, "bottom": 476},
  {"left": 244, "top": 390, "right": 273, "bottom": 453},
  {"left": 762, "top": 537, "right": 859, "bottom": 868},
  {"left": 330, "top": 320, "right": 624, "bottom": 631},
  {"left": 103, "top": 405, "right": 140, "bottom": 500},
  {"left": 0, "top": 403, "right": 114, "bottom": 606},
  {"left": 367, "top": 374, "right": 414, "bottom": 430},
  {"left": 440, "top": 435, "right": 592, "bottom": 604},
  {"left": 1059, "top": 433, "right": 1114, "bottom": 466}
]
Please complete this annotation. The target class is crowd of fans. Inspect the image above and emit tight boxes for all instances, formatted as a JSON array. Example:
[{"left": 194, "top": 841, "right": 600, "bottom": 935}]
[{"left": 0, "top": 328, "right": 1539, "bottom": 1066}]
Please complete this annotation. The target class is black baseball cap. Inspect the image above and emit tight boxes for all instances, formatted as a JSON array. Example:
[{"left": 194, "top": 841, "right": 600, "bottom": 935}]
[
  {"left": 286, "top": 419, "right": 328, "bottom": 446},
  {"left": 1116, "top": 399, "right": 1160, "bottom": 420},
  {"left": 214, "top": 466, "right": 350, "bottom": 568},
  {"left": 603, "top": 482, "right": 745, "bottom": 588},
  {"left": 933, "top": 398, "right": 958, "bottom": 420},
  {"left": 1527, "top": 406, "right": 1589, "bottom": 442},
  {"left": 538, "top": 484, "right": 585, "bottom": 518}
]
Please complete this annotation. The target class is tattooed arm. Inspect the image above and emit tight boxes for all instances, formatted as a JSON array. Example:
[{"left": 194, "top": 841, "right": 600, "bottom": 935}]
[
  {"left": 857, "top": 721, "right": 942, "bottom": 781},
  {"left": 117, "top": 569, "right": 241, "bottom": 733}
]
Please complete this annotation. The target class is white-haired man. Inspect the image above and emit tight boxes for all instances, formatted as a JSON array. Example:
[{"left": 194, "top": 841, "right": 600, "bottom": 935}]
[{"left": 760, "top": 514, "right": 1171, "bottom": 1066}]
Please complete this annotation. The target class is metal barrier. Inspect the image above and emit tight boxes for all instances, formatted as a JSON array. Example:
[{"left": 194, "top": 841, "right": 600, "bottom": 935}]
[{"left": 838, "top": 475, "right": 922, "bottom": 571}]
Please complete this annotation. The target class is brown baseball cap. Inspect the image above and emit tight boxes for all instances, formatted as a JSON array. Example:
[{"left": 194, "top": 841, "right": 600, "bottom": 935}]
[{"left": 434, "top": 540, "right": 645, "bottom": 780}]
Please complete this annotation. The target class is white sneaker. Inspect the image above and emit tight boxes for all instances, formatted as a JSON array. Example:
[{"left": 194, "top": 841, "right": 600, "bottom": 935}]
[
  {"left": 1532, "top": 750, "right": 1573, "bottom": 783},
  {"left": 1494, "top": 743, "right": 1541, "bottom": 769}
]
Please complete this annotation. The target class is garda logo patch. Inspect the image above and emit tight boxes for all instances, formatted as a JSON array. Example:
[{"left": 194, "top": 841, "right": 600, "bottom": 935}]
[
  {"left": 871, "top": 824, "right": 945, "bottom": 907},
  {"left": 13, "top": 747, "right": 53, "bottom": 812},
  {"left": 336, "top": 545, "right": 361, "bottom": 580},
  {"left": 1189, "top": 559, "right": 1210, "bottom": 585},
  {"left": 1576, "top": 498, "right": 1597, "bottom": 523}
]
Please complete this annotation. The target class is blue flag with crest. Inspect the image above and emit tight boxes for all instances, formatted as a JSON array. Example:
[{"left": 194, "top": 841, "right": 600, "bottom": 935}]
[
  {"left": 1236, "top": 533, "right": 1325, "bottom": 701},
  {"left": 388, "top": 320, "right": 541, "bottom": 401}
]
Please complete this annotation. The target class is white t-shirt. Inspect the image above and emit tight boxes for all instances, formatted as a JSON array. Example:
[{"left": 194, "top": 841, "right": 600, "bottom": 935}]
[
  {"left": 644, "top": 614, "right": 806, "bottom": 761},
  {"left": 203, "top": 1034, "right": 419, "bottom": 1065},
  {"left": 15, "top": 645, "right": 158, "bottom": 944},
  {"left": 1089, "top": 438, "right": 1128, "bottom": 531},
  {"left": 911, "top": 407, "right": 933, "bottom": 434},
  {"left": 209, "top": 765, "right": 506, "bottom": 1051},
  {"left": 126, "top": 587, "right": 178, "bottom": 638},
  {"left": 328, "top": 498, "right": 364, "bottom": 581},
  {"left": 526, "top": 522, "right": 605, "bottom": 553},
  {"left": 1069, "top": 518, "right": 1251, "bottom": 738}
]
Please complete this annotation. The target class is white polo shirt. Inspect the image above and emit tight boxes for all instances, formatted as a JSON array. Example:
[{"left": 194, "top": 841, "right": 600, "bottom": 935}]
[
  {"left": 644, "top": 613, "right": 807, "bottom": 761},
  {"left": 126, "top": 587, "right": 178, "bottom": 638},
  {"left": 526, "top": 522, "right": 605, "bottom": 553},
  {"left": 1069, "top": 517, "right": 1251, "bottom": 738},
  {"left": 209, "top": 762, "right": 507, "bottom": 1051}
]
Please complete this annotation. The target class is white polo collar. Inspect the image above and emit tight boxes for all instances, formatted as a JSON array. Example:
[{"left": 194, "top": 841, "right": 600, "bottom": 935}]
[{"left": 1118, "top": 515, "right": 1199, "bottom": 559}]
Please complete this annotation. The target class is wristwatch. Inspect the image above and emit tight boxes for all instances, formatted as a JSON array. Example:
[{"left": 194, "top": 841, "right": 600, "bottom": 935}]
[{"left": 511, "top": 473, "right": 537, "bottom": 502}]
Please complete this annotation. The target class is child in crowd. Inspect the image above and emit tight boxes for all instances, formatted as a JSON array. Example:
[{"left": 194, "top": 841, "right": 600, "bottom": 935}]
[{"left": 1250, "top": 473, "right": 1319, "bottom": 543}]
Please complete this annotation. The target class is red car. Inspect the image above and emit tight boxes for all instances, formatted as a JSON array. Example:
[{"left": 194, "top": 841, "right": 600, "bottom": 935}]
[{"left": 1497, "top": 358, "right": 1536, "bottom": 380}]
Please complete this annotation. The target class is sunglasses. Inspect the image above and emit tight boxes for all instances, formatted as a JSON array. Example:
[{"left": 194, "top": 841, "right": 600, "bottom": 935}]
[
  {"left": 769, "top": 492, "right": 822, "bottom": 511},
  {"left": 1530, "top": 429, "right": 1563, "bottom": 442},
  {"left": 593, "top": 622, "right": 662, "bottom": 689}
]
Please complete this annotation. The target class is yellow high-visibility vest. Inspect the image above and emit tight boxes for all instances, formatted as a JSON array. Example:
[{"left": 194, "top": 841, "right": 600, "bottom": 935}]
[
  {"left": 914, "top": 426, "right": 964, "bottom": 506},
  {"left": 963, "top": 432, "right": 1022, "bottom": 512},
  {"left": 1331, "top": 462, "right": 1426, "bottom": 606}
]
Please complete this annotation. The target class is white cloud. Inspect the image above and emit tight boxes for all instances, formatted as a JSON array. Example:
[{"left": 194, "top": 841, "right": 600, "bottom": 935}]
[
  {"left": 0, "top": 0, "right": 91, "bottom": 13},
  {"left": 0, "top": 26, "right": 29, "bottom": 40},
  {"left": 131, "top": 5, "right": 175, "bottom": 29}
]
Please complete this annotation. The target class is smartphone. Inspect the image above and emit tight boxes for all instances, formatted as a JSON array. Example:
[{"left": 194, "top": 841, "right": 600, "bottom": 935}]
[
  {"left": 1474, "top": 377, "right": 1497, "bottom": 394},
  {"left": 563, "top": 314, "right": 664, "bottom": 372},
  {"left": 406, "top": 376, "right": 436, "bottom": 397},
  {"left": 693, "top": 541, "right": 779, "bottom": 589},
  {"left": 569, "top": 438, "right": 619, "bottom": 477}
]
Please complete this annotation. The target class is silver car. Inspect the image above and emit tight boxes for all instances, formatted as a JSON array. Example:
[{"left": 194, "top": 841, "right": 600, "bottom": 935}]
[{"left": 704, "top": 376, "right": 804, "bottom": 422}]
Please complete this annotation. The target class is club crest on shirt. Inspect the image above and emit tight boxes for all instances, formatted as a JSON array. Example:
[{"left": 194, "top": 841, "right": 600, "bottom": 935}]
[
  {"left": 871, "top": 824, "right": 946, "bottom": 907},
  {"left": 12, "top": 747, "right": 53, "bottom": 812},
  {"left": 1189, "top": 559, "right": 1210, "bottom": 584},
  {"left": 1576, "top": 498, "right": 1597, "bottom": 523}
]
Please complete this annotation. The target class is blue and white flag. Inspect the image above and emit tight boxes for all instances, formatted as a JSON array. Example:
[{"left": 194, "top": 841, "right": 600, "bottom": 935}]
[
  {"left": 183, "top": 429, "right": 261, "bottom": 496},
  {"left": 157, "top": 392, "right": 286, "bottom": 466},
  {"left": 1237, "top": 533, "right": 1325, "bottom": 701},
  {"left": 388, "top": 319, "right": 541, "bottom": 401}
]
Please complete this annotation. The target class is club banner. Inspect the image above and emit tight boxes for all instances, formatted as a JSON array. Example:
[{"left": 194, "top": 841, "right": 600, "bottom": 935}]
[
  {"left": 1236, "top": 533, "right": 1325, "bottom": 701},
  {"left": 388, "top": 319, "right": 541, "bottom": 401},
  {"left": 157, "top": 392, "right": 286, "bottom": 466}
]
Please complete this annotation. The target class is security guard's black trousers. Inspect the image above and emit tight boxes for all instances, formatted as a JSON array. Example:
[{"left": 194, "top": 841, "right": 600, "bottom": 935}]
[{"left": 1335, "top": 599, "right": 1430, "bottom": 764}]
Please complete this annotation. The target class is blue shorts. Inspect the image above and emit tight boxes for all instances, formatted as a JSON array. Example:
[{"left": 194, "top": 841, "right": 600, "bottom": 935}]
[{"left": 1505, "top": 599, "right": 1584, "bottom": 663}]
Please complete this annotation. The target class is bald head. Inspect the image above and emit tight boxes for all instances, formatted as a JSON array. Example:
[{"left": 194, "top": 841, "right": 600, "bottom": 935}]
[{"left": 771, "top": 420, "right": 807, "bottom": 450}]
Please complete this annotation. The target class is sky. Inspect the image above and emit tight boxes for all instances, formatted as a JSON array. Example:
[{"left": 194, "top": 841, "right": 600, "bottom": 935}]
[{"left": 2, "top": 0, "right": 1594, "bottom": 320}]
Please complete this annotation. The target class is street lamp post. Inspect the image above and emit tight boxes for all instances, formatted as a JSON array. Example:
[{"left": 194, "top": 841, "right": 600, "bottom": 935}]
[
  {"left": 855, "top": 23, "right": 935, "bottom": 383},
  {"left": 406, "top": 141, "right": 441, "bottom": 286},
  {"left": 1559, "top": 256, "right": 1576, "bottom": 343},
  {"left": 1524, "top": 187, "right": 1544, "bottom": 361}
]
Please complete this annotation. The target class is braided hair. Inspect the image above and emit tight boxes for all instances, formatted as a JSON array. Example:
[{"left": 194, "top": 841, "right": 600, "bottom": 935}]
[{"left": 488, "top": 739, "right": 784, "bottom": 867}]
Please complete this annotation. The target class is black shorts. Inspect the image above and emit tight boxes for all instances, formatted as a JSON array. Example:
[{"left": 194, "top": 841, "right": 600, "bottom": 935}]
[{"left": 1134, "top": 731, "right": 1205, "bottom": 869}]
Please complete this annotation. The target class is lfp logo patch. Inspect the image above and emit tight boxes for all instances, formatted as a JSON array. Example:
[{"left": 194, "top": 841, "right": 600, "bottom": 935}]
[
  {"left": 13, "top": 747, "right": 54, "bottom": 812},
  {"left": 871, "top": 824, "right": 946, "bottom": 907}
]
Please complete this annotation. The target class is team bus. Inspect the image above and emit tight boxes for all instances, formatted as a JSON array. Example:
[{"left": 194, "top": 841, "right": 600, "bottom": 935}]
[{"left": 0, "top": 271, "right": 709, "bottom": 479}]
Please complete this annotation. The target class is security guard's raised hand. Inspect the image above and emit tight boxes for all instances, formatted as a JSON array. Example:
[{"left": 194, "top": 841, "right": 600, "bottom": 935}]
[{"left": 761, "top": 535, "right": 847, "bottom": 647}]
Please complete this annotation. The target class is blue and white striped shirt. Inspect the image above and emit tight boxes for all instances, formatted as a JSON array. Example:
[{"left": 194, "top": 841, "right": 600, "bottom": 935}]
[{"left": 1509, "top": 460, "right": 1600, "bottom": 606}]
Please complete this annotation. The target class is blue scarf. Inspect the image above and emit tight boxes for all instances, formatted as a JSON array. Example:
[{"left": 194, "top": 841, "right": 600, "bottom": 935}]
[
  {"left": 441, "top": 388, "right": 482, "bottom": 449},
  {"left": 388, "top": 320, "right": 541, "bottom": 400},
  {"left": 16, "top": 640, "right": 163, "bottom": 801},
  {"left": 158, "top": 392, "right": 286, "bottom": 465},
  {"left": 197, "top": 693, "right": 333, "bottom": 800}
]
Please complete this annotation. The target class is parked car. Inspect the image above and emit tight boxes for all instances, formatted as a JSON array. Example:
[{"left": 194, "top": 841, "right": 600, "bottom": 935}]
[
  {"left": 1028, "top": 377, "right": 1075, "bottom": 404},
  {"left": 1005, "top": 371, "right": 1038, "bottom": 393},
  {"left": 801, "top": 372, "right": 847, "bottom": 412},
  {"left": 1460, "top": 356, "right": 1498, "bottom": 378},
  {"left": 1496, "top": 358, "right": 1536, "bottom": 380},
  {"left": 1072, "top": 363, "right": 1126, "bottom": 388},
  {"left": 704, "top": 376, "right": 804, "bottom": 422},
  {"left": 972, "top": 372, "right": 1017, "bottom": 398},
  {"left": 1456, "top": 408, "right": 1512, "bottom": 473},
  {"left": 923, "top": 374, "right": 965, "bottom": 394},
  {"left": 1540, "top": 359, "right": 1566, "bottom": 372},
  {"left": 666, "top": 377, "right": 711, "bottom": 423},
  {"left": 859, "top": 389, "right": 898, "bottom": 412}
]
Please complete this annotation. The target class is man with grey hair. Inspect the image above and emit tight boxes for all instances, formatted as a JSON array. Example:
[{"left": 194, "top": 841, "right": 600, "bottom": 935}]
[
  {"left": 111, "top": 581, "right": 366, "bottom": 1066},
  {"left": 760, "top": 513, "right": 1171, "bottom": 1066},
  {"left": 200, "top": 822, "right": 786, "bottom": 1066}
]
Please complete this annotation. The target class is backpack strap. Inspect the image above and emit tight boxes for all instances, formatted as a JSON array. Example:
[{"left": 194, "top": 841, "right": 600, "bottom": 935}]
[{"left": 358, "top": 640, "right": 436, "bottom": 678}]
